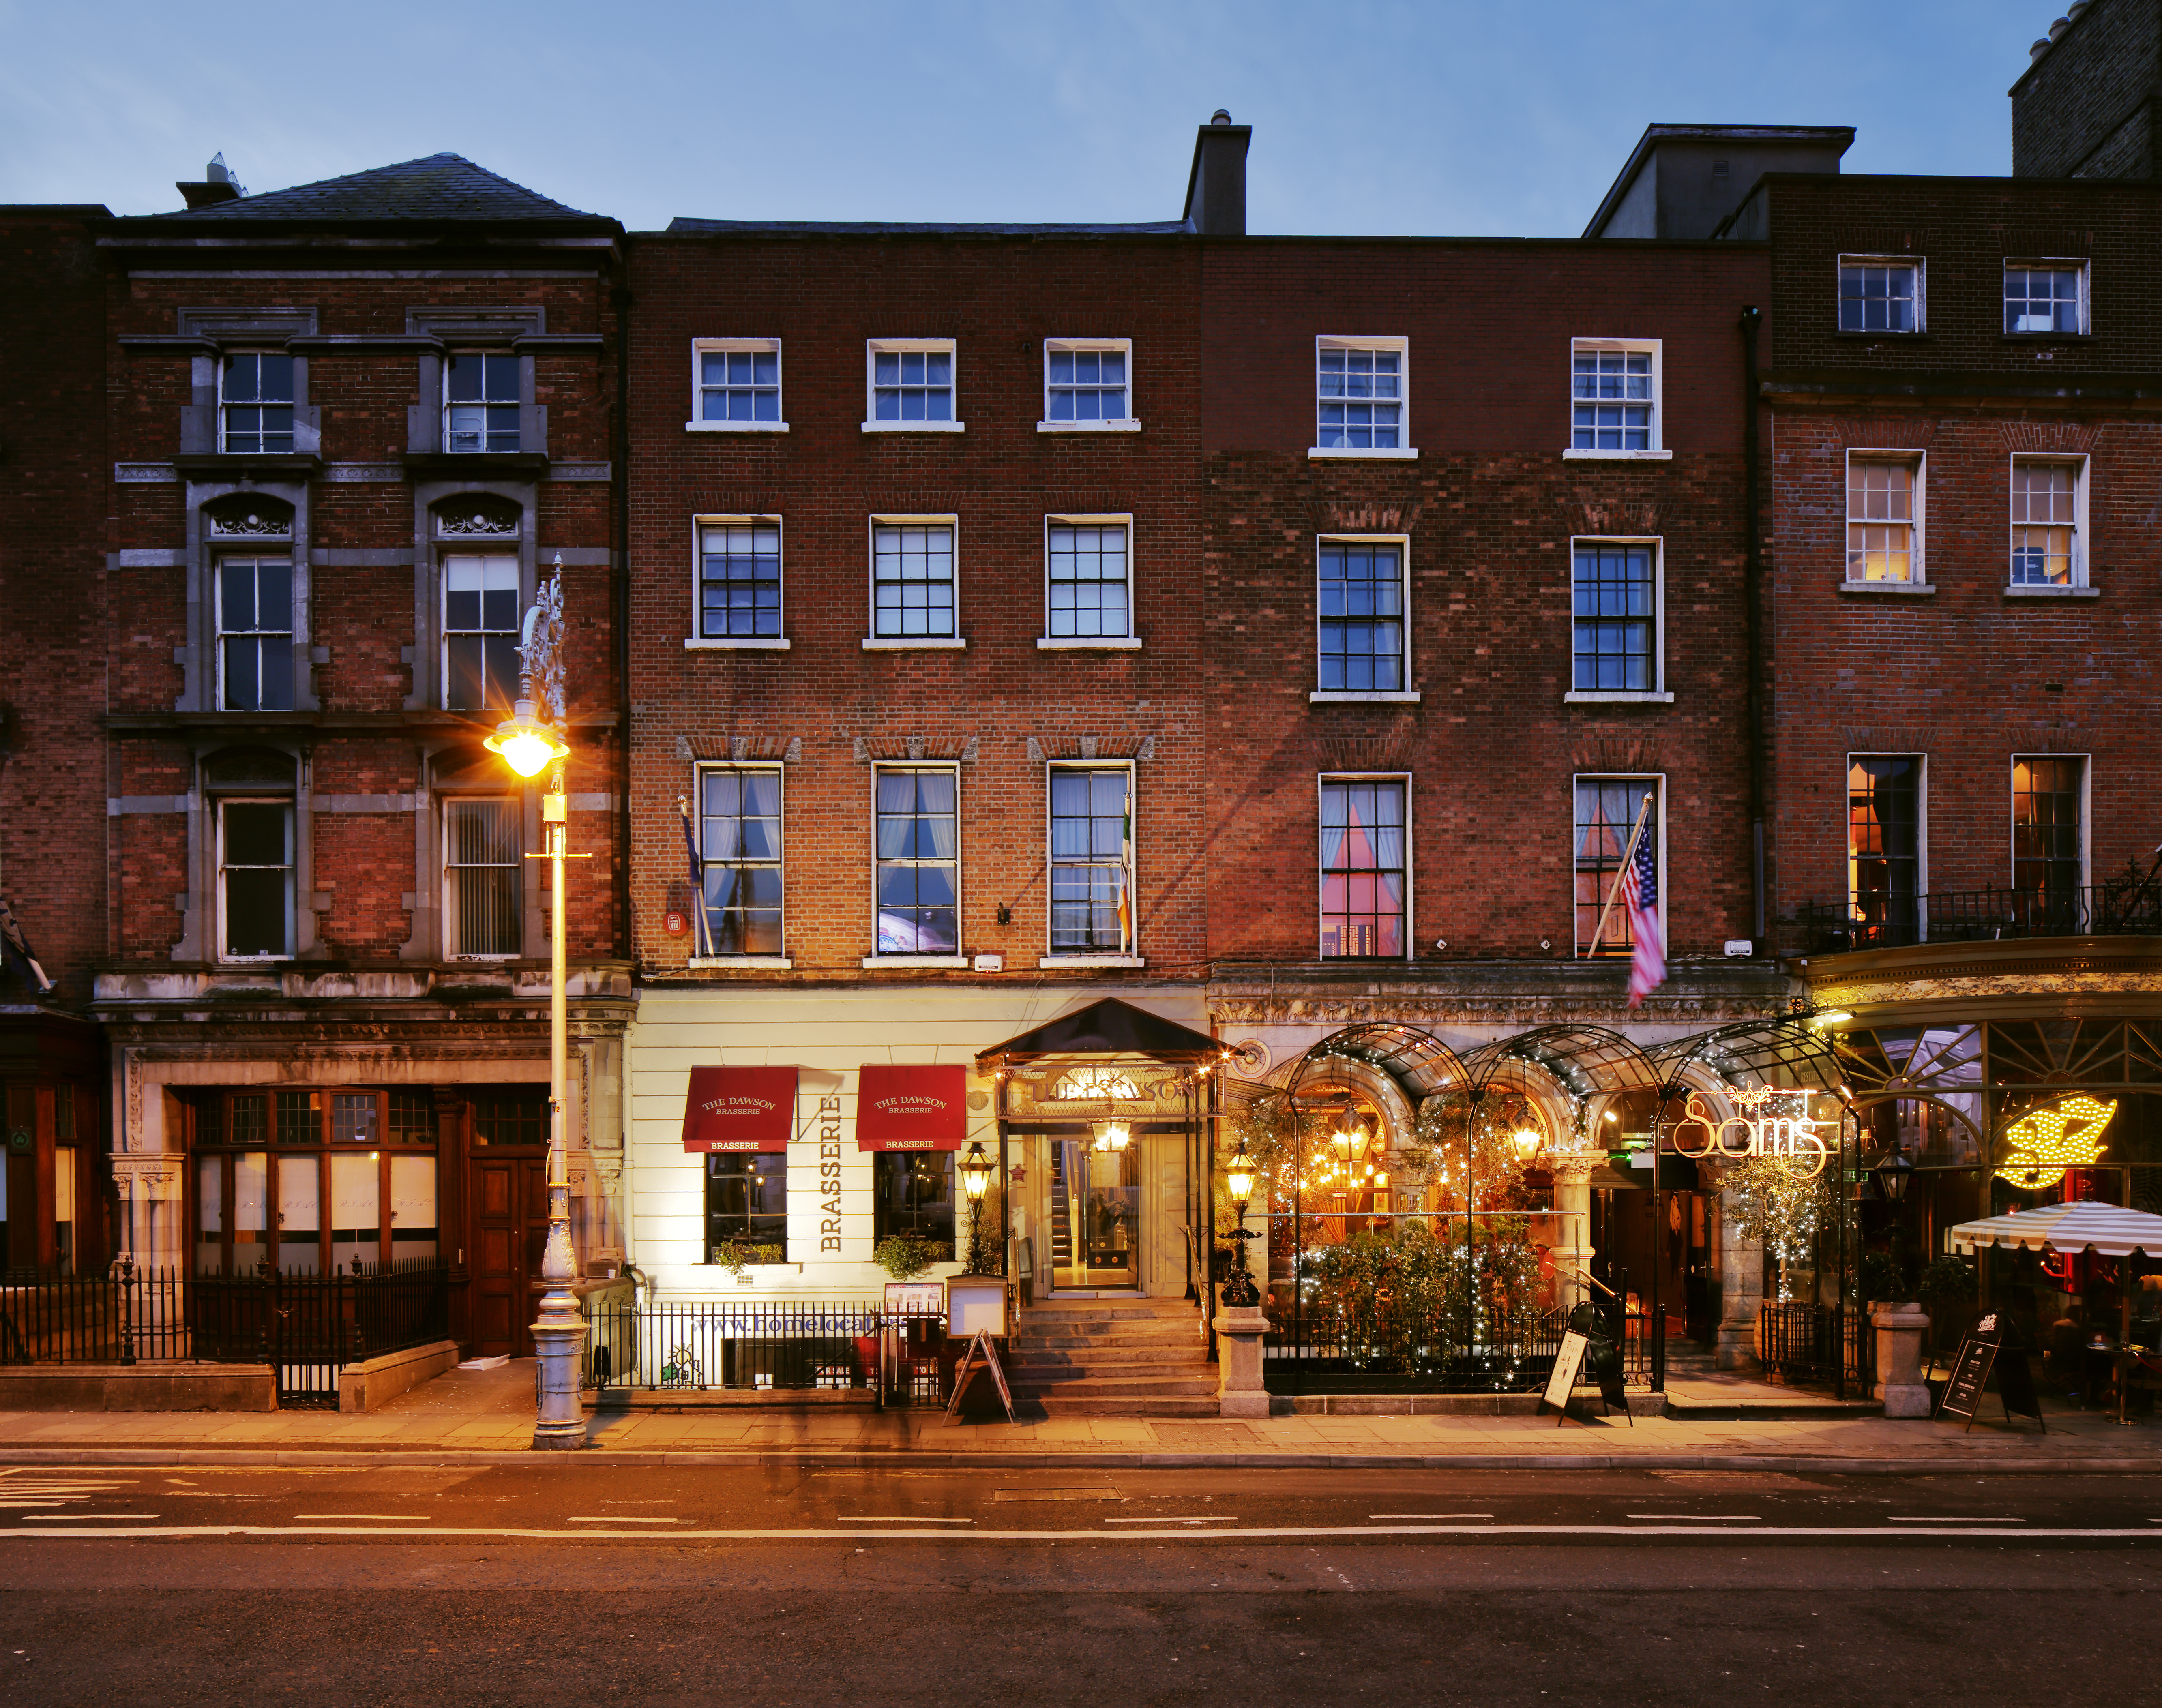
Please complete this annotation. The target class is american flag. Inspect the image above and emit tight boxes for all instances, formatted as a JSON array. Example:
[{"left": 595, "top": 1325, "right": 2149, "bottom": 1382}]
[
  {"left": 1621, "top": 821, "right": 1665, "bottom": 1008},
  {"left": 676, "top": 795, "right": 711, "bottom": 957}
]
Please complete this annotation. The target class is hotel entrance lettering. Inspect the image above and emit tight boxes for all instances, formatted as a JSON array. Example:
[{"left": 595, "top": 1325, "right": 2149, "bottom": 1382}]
[{"left": 1668, "top": 1086, "right": 1830, "bottom": 1177}]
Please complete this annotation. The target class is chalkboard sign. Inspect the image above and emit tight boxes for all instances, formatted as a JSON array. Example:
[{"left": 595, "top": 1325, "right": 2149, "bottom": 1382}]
[{"left": 1935, "top": 1313, "right": 2046, "bottom": 1433}]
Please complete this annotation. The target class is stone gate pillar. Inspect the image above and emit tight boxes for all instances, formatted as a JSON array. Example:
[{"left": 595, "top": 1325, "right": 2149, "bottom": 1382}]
[{"left": 1548, "top": 1153, "right": 1596, "bottom": 1312}]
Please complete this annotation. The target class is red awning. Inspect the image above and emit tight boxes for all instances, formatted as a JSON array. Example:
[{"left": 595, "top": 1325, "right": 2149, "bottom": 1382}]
[
  {"left": 858, "top": 1064, "right": 967, "bottom": 1152},
  {"left": 681, "top": 1065, "right": 797, "bottom": 1153}
]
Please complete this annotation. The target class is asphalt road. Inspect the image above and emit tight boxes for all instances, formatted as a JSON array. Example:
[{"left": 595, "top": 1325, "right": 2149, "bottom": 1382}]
[{"left": 1, "top": 1465, "right": 2158, "bottom": 1705}]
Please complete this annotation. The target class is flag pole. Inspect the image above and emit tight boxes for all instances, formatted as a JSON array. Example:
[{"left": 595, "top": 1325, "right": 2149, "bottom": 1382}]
[
  {"left": 677, "top": 794, "right": 712, "bottom": 960},
  {"left": 1585, "top": 791, "right": 1656, "bottom": 957}
]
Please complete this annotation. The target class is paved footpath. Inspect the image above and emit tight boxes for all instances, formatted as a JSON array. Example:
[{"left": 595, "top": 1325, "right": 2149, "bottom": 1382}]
[{"left": 0, "top": 1363, "right": 2156, "bottom": 1472}]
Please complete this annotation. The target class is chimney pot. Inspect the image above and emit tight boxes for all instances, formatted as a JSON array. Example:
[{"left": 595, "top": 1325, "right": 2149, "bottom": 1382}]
[{"left": 1211, "top": 109, "right": 1232, "bottom": 124}]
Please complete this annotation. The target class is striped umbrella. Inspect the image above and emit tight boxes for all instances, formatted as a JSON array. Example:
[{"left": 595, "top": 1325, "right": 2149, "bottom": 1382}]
[{"left": 1950, "top": 1200, "right": 2162, "bottom": 1258}]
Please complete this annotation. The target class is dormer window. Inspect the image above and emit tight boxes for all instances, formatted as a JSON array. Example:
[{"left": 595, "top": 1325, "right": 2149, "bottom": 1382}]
[
  {"left": 221, "top": 353, "right": 294, "bottom": 453},
  {"left": 445, "top": 353, "right": 520, "bottom": 452}
]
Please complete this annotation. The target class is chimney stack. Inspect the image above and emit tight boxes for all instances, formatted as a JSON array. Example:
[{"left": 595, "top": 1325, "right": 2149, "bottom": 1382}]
[
  {"left": 176, "top": 152, "right": 244, "bottom": 209},
  {"left": 1183, "top": 110, "right": 1251, "bottom": 235}
]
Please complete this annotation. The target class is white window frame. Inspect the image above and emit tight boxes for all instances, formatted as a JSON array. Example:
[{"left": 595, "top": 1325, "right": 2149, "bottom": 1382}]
[
  {"left": 441, "top": 349, "right": 522, "bottom": 452},
  {"left": 1316, "top": 772, "right": 1413, "bottom": 963},
  {"left": 1311, "top": 532, "right": 1418, "bottom": 703},
  {"left": 442, "top": 795, "right": 524, "bottom": 962},
  {"left": 1841, "top": 449, "right": 1931, "bottom": 595},
  {"left": 1039, "top": 337, "right": 1139, "bottom": 433},
  {"left": 864, "top": 514, "right": 965, "bottom": 649},
  {"left": 862, "top": 338, "right": 963, "bottom": 433},
  {"left": 1571, "top": 772, "right": 1665, "bottom": 960},
  {"left": 2003, "top": 259, "right": 2090, "bottom": 336},
  {"left": 686, "top": 337, "right": 787, "bottom": 433},
  {"left": 2006, "top": 453, "right": 2098, "bottom": 598},
  {"left": 1845, "top": 751, "right": 1929, "bottom": 928},
  {"left": 1310, "top": 335, "right": 1416, "bottom": 460},
  {"left": 2009, "top": 752, "right": 2090, "bottom": 895},
  {"left": 441, "top": 551, "right": 523, "bottom": 709},
  {"left": 1040, "top": 759, "right": 1141, "bottom": 967},
  {"left": 217, "top": 350, "right": 296, "bottom": 455},
  {"left": 686, "top": 514, "right": 791, "bottom": 649},
  {"left": 1837, "top": 255, "right": 1926, "bottom": 335},
  {"left": 1564, "top": 535, "right": 1671, "bottom": 704},
  {"left": 214, "top": 551, "right": 297, "bottom": 712},
  {"left": 1039, "top": 513, "right": 1139, "bottom": 649},
  {"left": 217, "top": 796, "right": 296, "bottom": 964},
  {"left": 1563, "top": 338, "right": 1670, "bottom": 461},
  {"left": 689, "top": 762, "right": 792, "bottom": 969},
  {"left": 863, "top": 761, "right": 966, "bottom": 969}
]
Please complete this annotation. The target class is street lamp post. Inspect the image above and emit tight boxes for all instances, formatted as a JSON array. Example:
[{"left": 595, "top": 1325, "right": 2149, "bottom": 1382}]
[
  {"left": 958, "top": 1139, "right": 995, "bottom": 1274},
  {"left": 483, "top": 560, "right": 584, "bottom": 1450},
  {"left": 1220, "top": 1136, "right": 1261, "bottom": 1307}
]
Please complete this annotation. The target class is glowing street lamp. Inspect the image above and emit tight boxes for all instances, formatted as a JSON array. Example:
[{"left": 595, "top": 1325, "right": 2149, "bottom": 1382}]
[
  {"left": 1511, "top": 1127, "right": 1544, "bottom": 1165},
  {"left": 1220, "top": 1136, "right": 1261, "bottom": 1308}
]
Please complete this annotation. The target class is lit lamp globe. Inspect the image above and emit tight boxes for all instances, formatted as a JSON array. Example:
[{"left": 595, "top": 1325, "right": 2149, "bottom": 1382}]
[
  {"left": 1511, "top": 1127, "right": 1544, "bottom": 1165},
  {"left": 1224, "top": 1139, "right": 1257, "bottom": 1215},
  {"left": 484, "top": 699, "right": 570, "bottom": 779},
  {"left": 958, "top": 1139, "right": 994, "bottom": 1204},
  {"left": 1330, "top": 1111, "right": 1363, "bottom": 1164},
  {"left": 1093, "top": 1119, "right": 1131, "bottom": 1153}
]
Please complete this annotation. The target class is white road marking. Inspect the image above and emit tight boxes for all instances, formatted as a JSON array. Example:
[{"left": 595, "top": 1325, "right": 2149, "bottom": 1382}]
[
  {"left": 1626, "top": 1514, "right": 1760, "bottom": 1521},
  {"left": 1887, "top": 1516, "right": 2013, "bottom": 1524},
  {"left": 33, "top": 1515, "right": 160, "bottom": 1521},
  {"left": 1104, "top": 1516, "right": 1236, "bottom": 1525},
  {"left": 566, "top": 1516, "right": 678, "bottom": 1524},
  {"left": 1368, "top": 1513, "right": 1493, "bottom": 1520},
  {"left": 836, "top": 1515, "right": 972, "bottom": 1524},
  {"left": 292, "top": 1514, "right": 433, "bottom": 1522}
]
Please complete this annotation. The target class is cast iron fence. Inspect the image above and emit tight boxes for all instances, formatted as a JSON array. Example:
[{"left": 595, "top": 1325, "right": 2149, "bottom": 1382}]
[
  {"left": 1799, "top": 880, "right": 2162, "bottom": 955},
  {"left": 1265, "top": 1282, "right": 1573, "bottom": 1394},
  {"left": 1757, "top": 1301, "right": 1874, "bottom": 1391},
  {"left": 581, "top": 1298, "right": 950, "bottom": 1402},
  {"left": 0, "top": 1260, "right": 450, "bottom": 1410}
]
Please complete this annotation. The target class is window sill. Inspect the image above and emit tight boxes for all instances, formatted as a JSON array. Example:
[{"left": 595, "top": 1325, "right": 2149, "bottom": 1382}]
[
  {"left": 1038, "top": 954, "right": 1145, "bottom": 969},
  {"left": 1564, "top": 690, "right": 1674, "bottom": 704},
  {"left": 1037, "top": 636, "right": 1141, "bottom": 650},
  {"left": 862, "top": 636, "right": 967, "bottom": 650},
  {"left": 860, "top": 954, "right": 970, "bottom": 969},
  {"left": 1308, "top": 446, "right": 1418, "bottom": 461},
  {"left": 1839, "top": 579, "right": 1936, "bottom": 596},
  {"left": 1561, "top": 448, "right": 1673, "bottom": 461},
  {"left": 1834, "top": 330, "right": 1931, "bottom": 340},
  {"left": 1038, "top": 420, "right": 1141, "bottom": 434},
  {"left": 862, "top": 420, "right": 965, "bottom": 434},
  {"left": 684, "top": 420, "right": 789, "bottom": 433},
  {"left": 2003, "top": 583, "right": 2100, "bottom": 598},
  {"left": 1999, "top": 333, "right": 2092, "bottom": 343},
  {"left": 1310, "top": 690, "right": 1421, "bottom": 704},
  {"left": 685, "top": 637, "right": 792, "bottom": 650},
  {"left": 687, "top": 956, "right": 794, "bottom": 969}
]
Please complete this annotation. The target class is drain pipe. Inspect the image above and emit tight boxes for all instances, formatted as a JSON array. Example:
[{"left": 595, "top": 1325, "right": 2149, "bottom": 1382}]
[{"left": 1740, "top": 306, "right": 1767, "bottom": 947}]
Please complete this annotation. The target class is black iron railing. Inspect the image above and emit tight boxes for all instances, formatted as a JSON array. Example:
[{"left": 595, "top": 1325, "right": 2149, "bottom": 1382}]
[
  {"left": 1758, "top": 1301, "right": 1873, "bottom": 1391},
  {"left": 582, "top": 1298, "right": 947, "bottom": 1399},
  {"left": 1266, "top": 1281, "right": 1571, "bottom": 1394},
  {"left": 0, "top": 1261, "right": 449, "bottom": 1410},
  {"left": 1799, "top": 881, "right": 2162, "bottom": 955}
]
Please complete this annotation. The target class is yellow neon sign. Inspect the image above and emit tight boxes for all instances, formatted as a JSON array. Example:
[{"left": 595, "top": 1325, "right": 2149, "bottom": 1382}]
[{"left": 1994, "top": 1095, "right": 2116, "bottom": 1190}]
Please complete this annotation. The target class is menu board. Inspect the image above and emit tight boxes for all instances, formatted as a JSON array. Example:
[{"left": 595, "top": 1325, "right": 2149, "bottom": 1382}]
[
  {"left": 1542, "top": 1330, "right": 1590, "bottom": 1421},
  {"left": 1936, "top": 1312, "right": 2047, "bottom": 1433}
]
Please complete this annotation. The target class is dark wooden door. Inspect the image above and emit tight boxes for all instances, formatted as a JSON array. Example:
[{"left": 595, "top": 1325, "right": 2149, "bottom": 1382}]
[{"left": 470, "top": 1155, "right": 547, "bottom": 1357}]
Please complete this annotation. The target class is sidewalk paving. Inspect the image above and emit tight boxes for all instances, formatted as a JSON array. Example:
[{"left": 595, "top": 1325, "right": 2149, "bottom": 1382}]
[{"left": 1, "top": 1363, "right": 2156, "bottom": 1472}]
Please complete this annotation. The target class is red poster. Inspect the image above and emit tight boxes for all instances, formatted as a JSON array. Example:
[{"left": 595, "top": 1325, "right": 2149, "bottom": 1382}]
[
  {"left": 680, "top": 1065, "right": 797, "bottom": 1153},
  {"left": 858, "top": 1064, "right": 967, "bottom": 1151}
]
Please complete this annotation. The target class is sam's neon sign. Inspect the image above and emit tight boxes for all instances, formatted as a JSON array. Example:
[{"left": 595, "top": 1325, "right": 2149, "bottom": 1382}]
[{"left": 1667, "top": 1086, "right": 1830, "bottom": 1177}]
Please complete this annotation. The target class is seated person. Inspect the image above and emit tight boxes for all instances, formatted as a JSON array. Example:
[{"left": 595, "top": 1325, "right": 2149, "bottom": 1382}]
[{"left": 2043, "top": 1309, "right": 2087, "bottom": 1402}]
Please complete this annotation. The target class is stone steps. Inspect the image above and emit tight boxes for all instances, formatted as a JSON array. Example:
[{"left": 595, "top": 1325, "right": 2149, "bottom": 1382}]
[{"left": 1007, "top": 1299, "right": 1219, "bottom": 1418}]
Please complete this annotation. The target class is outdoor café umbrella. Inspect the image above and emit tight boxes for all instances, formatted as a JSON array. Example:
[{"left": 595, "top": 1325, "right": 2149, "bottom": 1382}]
[{"left": 1950, "top": 1201, "right": 2162, "bottom": 1424}]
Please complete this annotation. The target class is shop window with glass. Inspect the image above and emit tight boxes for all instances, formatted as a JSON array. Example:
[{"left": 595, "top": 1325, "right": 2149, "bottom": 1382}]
[
  {"left": 1849, "top": 756, "right": 1922, "bottom": 943},
  {"left": 874, "top": 1151, "right": 955, "bottom": 1256},
  {"left": 446, "top": 798, "right": 521, "bottom": 958},
  {"left": 192, "top": 1087, "right": 438, "bottom": 1275},
  {"left": 444, "top": 554, "right": 521, "bottom": 710},
  {"left": 1574, "top": 777, "right": 1660, "bottom": 956},
  {"left": 1319, "top": 778, "right": 1406, "bottom": 958},
  {"left": 2010, "top": 459, "right": 2082, "bottom": 587},
  {"left": 444, "top": 352, "right": 520, "bottom": 452},
  {"left": 219, "top": 799, "right": 294, "bottom": 961},
  {"left": 2013, "top": 756, "right": 2085, "bottom": 913},
  {"left": 698, "top": 519, "right": 783, "bottom": 640},
  {"left": 697, "top": 766, "right": 783, "bottom": 956},
  {"left": 1571, "top": 541, "right": 1658, "bottom": 692},
  {"left": 1317, "top": 538, "right": 1407, "bottom": 693},
  {"left": 1847, "top": 456, "right": 1921, "bottom": 583},
  {"left": 1049, "top": 766, "right": 1130, "bottom": 954},
  {"left": 706, "top": 1153, "right": 787, "bottom": 1260},
  {"left": 217, "top": 556, "right": 294, "bottom": 711},
  {"left": 221, "top": 352, "right": 295, "bottom": 454},
  {"left": 873, "top": 767, "right": 959, "bottom": 955}
]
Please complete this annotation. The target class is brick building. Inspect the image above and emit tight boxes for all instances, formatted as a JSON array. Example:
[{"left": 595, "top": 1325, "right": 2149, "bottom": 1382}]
[{"left": 64, "top": 156, "right": 631, "bottom": 1355}]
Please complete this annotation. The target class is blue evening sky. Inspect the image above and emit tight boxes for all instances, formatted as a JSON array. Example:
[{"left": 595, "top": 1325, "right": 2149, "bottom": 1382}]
[{"left": 0, "top": 0, "right": 2057, "bottom": 234}]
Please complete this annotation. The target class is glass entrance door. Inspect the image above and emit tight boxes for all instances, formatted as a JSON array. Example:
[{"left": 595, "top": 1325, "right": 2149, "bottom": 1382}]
[{"left": 1051, "top": 1138, "right": 1141, "bottom": 1291}]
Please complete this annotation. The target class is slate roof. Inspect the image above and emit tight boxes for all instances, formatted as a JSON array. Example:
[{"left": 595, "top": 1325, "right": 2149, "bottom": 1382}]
[
  {"left": 667, "top": 217, "right": 1188, "bottom": 238},
  {"left": 117, "top": 154, "right": 614, "bottom": 229}
]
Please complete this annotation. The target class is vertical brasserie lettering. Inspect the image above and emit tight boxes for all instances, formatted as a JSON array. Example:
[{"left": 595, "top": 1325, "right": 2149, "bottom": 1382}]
[{"left": 819, "top": 1093, "right": 842, "bottom": 1252}]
